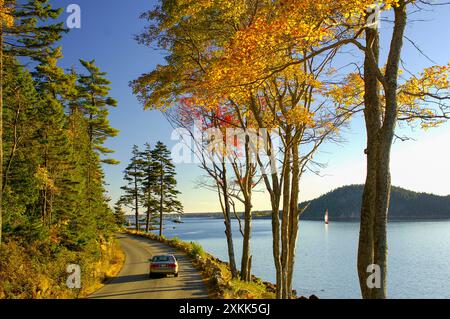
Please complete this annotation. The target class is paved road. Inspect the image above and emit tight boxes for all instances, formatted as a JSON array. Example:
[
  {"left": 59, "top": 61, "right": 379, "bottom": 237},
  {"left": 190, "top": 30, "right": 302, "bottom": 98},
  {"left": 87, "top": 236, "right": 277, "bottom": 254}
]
[{"left": 89, "top": 233, "right": 209, "bottom": 299}]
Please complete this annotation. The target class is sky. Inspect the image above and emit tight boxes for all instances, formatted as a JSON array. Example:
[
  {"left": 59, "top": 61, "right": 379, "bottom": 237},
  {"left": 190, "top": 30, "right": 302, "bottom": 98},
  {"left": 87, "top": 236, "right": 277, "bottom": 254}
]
[{"left": 49, "top": 0, "right": 450, "bottom": 213}]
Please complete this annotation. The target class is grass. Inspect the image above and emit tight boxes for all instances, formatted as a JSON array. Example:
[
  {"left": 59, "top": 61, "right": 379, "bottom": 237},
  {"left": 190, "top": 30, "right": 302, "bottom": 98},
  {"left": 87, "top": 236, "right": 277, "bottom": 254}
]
[{"left": 187, "top": 241, "right": 205, "bottom": 258}]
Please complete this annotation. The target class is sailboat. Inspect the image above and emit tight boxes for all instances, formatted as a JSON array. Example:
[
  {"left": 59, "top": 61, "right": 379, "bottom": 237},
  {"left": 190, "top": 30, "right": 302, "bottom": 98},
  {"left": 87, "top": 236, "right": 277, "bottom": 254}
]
[
  {"left": 172, "top": 215, "right": 183, "bottom": 224},
  {"left": 324, "top": 209, "right": 329, "bottom": 224}
]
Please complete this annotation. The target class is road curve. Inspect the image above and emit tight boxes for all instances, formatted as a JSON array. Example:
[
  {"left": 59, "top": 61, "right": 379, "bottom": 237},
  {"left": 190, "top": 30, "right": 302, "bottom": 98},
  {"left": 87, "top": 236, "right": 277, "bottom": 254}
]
[{"left": 89, "top": 233, "right": 209, "bottom": 299}]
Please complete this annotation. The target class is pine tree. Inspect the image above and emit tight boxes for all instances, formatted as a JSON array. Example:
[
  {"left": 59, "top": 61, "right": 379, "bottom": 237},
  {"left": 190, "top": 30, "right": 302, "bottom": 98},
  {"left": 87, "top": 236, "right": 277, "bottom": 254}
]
[
  {"left": 1, "top": 0, "right": 65, "bottom": 244},
  {"left": 151, "top": 141, "right": 183, "bottom": 236},
  {"left": 32, "top": 47, "right": 76, "bottom": 227},
  {"left": 77, "top": 59, "right": 119, "bottom": 160},
  {"left": 77, "top": 59, "right": 119, "bottom": 216},
  {"left": 113, "top": 200, "right": 127, "bottom": 227},
  {"left": 2, "top": 57, "right": 40, "bottom": 235},
  {"left": 139, "top": 143, "right": 158, "bottom": 232},
  {"left": 120, "top": 145, "right": 144, "bottom": 231}
]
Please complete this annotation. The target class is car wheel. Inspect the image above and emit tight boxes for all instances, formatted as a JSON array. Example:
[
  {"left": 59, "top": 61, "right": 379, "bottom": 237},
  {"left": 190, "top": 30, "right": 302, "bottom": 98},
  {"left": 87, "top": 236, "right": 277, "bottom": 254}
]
[
  {"left": 174, "top": 272, "right": 179, "bottom": 277},
  {"left": 149, "top": 272, "right": 153, "bottom": 278}
]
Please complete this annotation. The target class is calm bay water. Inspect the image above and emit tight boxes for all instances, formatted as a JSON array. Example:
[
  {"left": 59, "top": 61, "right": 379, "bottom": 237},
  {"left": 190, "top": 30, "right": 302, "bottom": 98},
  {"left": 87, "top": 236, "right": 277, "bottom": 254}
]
[{"left": 156, "top": 218, "right": 450, "bottom": 299}]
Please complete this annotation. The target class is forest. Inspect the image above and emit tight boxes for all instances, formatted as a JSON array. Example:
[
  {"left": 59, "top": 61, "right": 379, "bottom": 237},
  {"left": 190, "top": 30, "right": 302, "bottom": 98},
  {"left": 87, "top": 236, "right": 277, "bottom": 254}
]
[
  {"left": 0, "top": 1, "right": 121, "bottom": 298},
  {"left": 301, "top": 185, "right": 450, "bottom": 220}
]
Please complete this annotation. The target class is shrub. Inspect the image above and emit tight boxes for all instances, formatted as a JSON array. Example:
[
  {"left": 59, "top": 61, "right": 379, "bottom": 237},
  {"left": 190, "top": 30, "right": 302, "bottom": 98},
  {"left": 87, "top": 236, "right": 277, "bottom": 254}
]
[{"left": 188, "top": 241, "right": 204, "bottom": 258}]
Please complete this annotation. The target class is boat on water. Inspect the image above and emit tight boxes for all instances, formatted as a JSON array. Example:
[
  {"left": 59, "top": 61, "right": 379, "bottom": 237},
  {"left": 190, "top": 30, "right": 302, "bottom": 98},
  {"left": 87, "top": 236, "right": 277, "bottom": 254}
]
[
  {"left": 324, "top": 209, "right": 329, "bottom": 224},
  {"left": 172, "top": 215, "right": 183, "bottom": 224}
]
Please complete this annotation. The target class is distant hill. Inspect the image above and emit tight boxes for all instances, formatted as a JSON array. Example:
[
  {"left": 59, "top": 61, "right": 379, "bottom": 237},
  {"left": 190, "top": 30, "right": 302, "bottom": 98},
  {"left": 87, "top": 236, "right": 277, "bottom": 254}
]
[{"left": 300, "top": 185, "right": 450, "bottom": 221}]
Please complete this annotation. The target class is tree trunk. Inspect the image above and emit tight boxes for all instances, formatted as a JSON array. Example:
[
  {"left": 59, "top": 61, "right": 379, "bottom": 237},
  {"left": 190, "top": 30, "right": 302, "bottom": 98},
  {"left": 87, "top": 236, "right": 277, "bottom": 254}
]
[
  {"left": 281, "top": 141, "right": 291, "bottom": 299},
  {"left": 358, "top": 22, "right": 381, "bottom": 299},
  {"left": 145, "top": 206, "right": 151, "bottom": 232},
  {"left": 240, "top": 136, "right": 253, "bottom": 282},
  {"left": 134, "top": 167, "right": 139, "bottom": 231},
  {"left": 247, "top": 255, "right": 252, "bottom": 281},
  {"left": 159, "top": 162, "right": 163, "bottom": 237},
  {"left": 221, "top": 162, "right": 238, "bottom": 278},
  {"left": 271, "top": 202, "right": 282, "bottom": 298},
  {"left": 287, "top": 141, "right": 300, "bottom": 298},
  {"left": 358, "top": 1, "right": 406, "bottom": 299},
  {"left": 240, "top": 201, "right": 252, "bottom": 281},
  {"left": 3, "top": 103, "right": 20, "bottom": 193}
]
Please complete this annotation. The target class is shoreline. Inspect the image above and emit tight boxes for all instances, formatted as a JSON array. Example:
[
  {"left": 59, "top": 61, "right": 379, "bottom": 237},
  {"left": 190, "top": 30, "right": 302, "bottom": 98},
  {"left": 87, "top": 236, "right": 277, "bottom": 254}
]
[{"left": 178, "top": 215, "right": 450, "bottom": 222}]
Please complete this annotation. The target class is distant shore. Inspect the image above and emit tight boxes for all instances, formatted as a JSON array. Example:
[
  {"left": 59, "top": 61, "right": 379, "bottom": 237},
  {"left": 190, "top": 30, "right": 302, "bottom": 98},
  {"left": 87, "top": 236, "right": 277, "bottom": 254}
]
[{"left": 180, "top": 212, "right": 450, "bottom": 222}]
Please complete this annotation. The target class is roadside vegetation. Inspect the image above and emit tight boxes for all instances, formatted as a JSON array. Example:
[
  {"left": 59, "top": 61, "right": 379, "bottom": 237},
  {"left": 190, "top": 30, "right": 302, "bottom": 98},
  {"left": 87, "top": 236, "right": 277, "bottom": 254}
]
[{"left": 0, "top": 238, "right": 124, "bottom": 298}]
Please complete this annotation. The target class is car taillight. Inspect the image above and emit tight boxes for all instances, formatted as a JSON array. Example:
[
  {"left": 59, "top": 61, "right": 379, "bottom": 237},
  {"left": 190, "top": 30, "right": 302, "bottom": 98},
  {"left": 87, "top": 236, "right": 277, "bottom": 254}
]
[
  {"left": 168, "top": 263, "right": 176, "bottom": 268},
  {"left": 151, "top": 264, "right": 158, "bottom": 268}
]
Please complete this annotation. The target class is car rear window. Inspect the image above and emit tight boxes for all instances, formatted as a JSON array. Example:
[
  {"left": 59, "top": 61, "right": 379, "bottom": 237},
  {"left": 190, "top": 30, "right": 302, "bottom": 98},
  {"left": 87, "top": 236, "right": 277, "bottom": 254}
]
[{"left": 152, "top": 256, "right": 174, "bottom": 262}]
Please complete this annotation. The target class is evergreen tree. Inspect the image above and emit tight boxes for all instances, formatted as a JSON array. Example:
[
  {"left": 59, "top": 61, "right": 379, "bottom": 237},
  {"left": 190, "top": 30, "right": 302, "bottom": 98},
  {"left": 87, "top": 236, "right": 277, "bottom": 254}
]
[
  {"left": 113, "top": 200, "right": 127, "bottom": 227},
  {"left": 2, "top": 57, "right": 40, "bottom": 236},
  {"left": 151, "top": 141, "right": 183, "bottom": 236},
  {"left": 32, "top": 47, "right": 75, "bottom": 227},
  {"left": 139, "top": 143, "right": 158, "bottom": 232},
  {"left": 77, "top": 59, "right": 119, "bottom": 161},
  {"left": 1, "top": 0, "right": 65, "bottom": 244},
  {"left": 120, "top": 145, "right": 144, "bottom": 231},
  {"left": 77, "top": 59, "right": 119, "bottom": 216}
]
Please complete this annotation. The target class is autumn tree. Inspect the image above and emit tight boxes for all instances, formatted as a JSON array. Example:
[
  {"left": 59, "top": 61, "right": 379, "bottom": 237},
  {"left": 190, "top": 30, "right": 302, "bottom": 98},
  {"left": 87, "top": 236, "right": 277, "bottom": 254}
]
[
  {"left": 162, "top": 0, "right": 450, "bottom": 299},
  {"left": 165, "top": 104, "right": 247, "bottom": 279},
  {"left": 131, "top": 1, "right": 351, "bottom": 297}
]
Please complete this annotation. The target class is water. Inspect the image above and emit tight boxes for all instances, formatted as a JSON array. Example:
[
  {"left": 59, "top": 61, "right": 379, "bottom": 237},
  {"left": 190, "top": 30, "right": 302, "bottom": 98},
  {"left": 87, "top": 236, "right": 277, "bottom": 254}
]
[{"left": 157, "top": 218, "right": 450, "bottom": 298}]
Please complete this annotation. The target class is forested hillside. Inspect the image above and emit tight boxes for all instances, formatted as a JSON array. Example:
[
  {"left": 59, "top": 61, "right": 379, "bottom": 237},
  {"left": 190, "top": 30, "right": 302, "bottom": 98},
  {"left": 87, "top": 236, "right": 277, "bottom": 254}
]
[
  {"left": 0, "top": 1, "right": 122, "bottom": 298},
  {"left": 301, "top": 185, "right": 450, "bottom": 220}
]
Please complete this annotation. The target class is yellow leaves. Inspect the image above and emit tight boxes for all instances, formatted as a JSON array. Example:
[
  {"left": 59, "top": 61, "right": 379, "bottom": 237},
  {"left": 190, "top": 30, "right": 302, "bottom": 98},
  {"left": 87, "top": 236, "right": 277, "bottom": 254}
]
[
  {"left": 398, "top": 63, "right": 450, "bottom": 129},
  {"left": 35, "top": 166, "right": 57, "bottom": 192},
  {"left": 327, "top": 72, "right": 364, "bottom": 108},
  {"left": 0, "top": 0, "right": 14, "bottom": 27},
  {"left": 284, "top": 106, "right": 315, "bottom": 127}
]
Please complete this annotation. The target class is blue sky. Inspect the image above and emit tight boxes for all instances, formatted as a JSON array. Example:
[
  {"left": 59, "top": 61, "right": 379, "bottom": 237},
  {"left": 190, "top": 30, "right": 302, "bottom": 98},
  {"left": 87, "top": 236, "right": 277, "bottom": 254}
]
[{"left": 50, "top": 0, "right": 450, "bottom": 213}]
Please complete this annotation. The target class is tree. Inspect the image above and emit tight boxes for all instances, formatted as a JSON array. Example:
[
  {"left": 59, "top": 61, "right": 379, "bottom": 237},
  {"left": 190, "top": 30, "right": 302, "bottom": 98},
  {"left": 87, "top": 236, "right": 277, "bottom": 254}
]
[
  {"left": 77, "top": 59, "right": 119, "bottom": 215},
  {"left": 32, "top": 46, "right": 76, "bottom": 226},
  {"left": 139, "top": 143, "right": 158, "bottom": 232},
  {"left": 348, "top": 2, "right": 449, "bottom": 299},
  {"left": 151, "top": 141, "right": 183, "bottom": 236},
  {"left": 0, "top": 0, "right": 65, "bottom": 245},
  {"left": 120, "top": 145, "right": 143, "bottom": 231},
  {"left": 162, "top": 0, "right": 449, "bottom": 299},
  {"left": 131, "top": 0, "right": 348, "bottom": 297},
  {"left": 1, "top": 57, "right": 41, "bottom": 236},
  {"left": 113, "top": 200, "right": 127, "bottom": 227}
]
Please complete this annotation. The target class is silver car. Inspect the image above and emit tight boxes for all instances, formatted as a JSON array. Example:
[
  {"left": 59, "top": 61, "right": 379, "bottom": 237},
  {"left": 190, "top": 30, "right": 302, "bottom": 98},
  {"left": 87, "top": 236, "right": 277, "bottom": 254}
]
[{"left": 149, "top": 254, "right": 179, "bottom": 278}]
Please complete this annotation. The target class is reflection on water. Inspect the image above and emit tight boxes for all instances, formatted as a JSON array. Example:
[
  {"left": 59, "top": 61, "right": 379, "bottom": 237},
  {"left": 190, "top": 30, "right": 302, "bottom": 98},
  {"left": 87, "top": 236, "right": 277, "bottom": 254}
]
[{"left": 153, "top": 217, "right": 450, "bottom": 299}]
